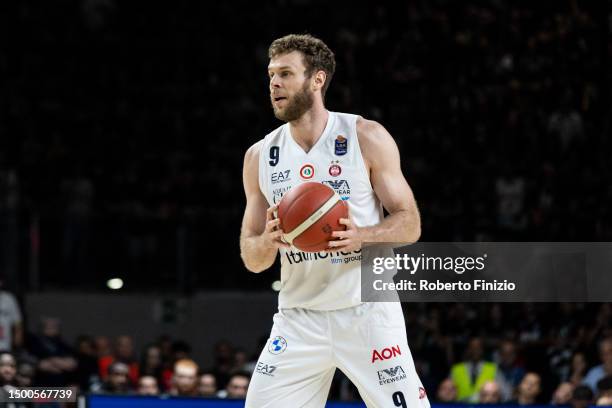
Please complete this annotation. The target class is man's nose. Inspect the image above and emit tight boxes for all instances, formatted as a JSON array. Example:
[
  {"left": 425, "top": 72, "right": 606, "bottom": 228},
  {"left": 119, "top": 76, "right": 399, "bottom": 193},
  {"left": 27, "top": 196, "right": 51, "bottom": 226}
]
[{"left": 270, "top": 75, "right": 282, "bottom": 89}]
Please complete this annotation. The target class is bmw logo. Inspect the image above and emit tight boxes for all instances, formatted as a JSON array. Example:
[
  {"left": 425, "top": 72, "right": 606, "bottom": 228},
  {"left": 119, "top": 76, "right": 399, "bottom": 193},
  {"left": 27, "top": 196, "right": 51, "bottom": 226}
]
[{"left": 268, "top": 336, "right": 287, "bottom": 355}]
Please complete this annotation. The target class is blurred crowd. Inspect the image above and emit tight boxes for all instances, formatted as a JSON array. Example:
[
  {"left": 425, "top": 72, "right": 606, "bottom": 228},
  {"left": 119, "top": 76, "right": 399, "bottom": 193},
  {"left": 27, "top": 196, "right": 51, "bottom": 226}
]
[
  {"left": 1, "top": 0, "right": 610, "bottom": 291},
  {"left": 0, "top": 302, "right": 611, "bottom": 405}
]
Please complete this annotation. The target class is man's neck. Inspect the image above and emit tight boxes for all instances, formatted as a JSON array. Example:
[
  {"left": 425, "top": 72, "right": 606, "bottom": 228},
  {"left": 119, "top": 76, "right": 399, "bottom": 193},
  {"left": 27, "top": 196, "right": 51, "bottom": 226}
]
[{"left": 289, "top": 105, "right": 329, "bottom": 153}]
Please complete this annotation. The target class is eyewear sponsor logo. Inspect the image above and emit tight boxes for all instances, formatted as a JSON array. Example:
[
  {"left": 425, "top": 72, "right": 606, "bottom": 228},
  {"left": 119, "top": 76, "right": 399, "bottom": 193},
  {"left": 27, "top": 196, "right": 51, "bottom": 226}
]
[{"left": 377, "top": 366, "right": 406, "bottom": 385}]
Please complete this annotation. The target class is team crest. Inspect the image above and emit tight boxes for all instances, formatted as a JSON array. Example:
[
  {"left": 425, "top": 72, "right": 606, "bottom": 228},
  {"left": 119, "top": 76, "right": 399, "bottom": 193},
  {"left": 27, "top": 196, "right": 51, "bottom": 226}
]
[
  {"left": 329, "top": 160, "right": 342, "bottom": 177},
  {"left": 334, "top": 135, "right": 347, "bottom": 156},
  {"left": 300, "top": 164, "right": 315, "bottom": 179}
]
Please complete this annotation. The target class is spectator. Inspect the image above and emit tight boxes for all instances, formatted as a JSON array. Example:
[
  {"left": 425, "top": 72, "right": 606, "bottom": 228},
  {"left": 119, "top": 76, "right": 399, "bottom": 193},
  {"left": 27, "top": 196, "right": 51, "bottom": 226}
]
[
  {"left": 571, "top": 385, "right": 594, "bottom": 408},
  {"left": 450, "top": 337, "right": 498, "bottom": 402},
  {"left": 496, "top": 339, "right": 525, "bottom": 401},
  {"left": 570, "top": 352, "right": 588, "bottom": 386},
  {"left": 479, "top": 381, "right": 502, "bottom": 404},
  {"left": 139, "top": 344, "right": 165, "bottom": 390},
  {"left": 515, "top": 372, "right": 542, "bottom": 405},
  {"left": 94, "top": 336, "right": 112, "bottom": 359},
  {"left": 170, "top": 358, "right": 198, "bottom": 397},
  {"left": 198, "top": 372, "right": 217, "bottom": 397},
  {"left": 137, "top": 375, "right": 160, "bottom": 396},
  {"left": 596, "top": 395, "right": 612, "bottom": 406},
  {"left": 211, "top": 340, "right": 234, "bottom": 390},
  {"left": 28, "top": 317, "right": 77, "bottom": 386},
  {"left": 97, "top": 361, "right": 131, "bottom": 394},
  {"left": 436, "top": 378, "right": 457, "bottom": 402},
  {"left": 597, "top": 376, "right": 612, "bottom": 399},
  {"left": 219, "top": 371, "right": 249, "bottom": 399},
  {"left": 0, "top": 352, "right": 17, "bottom": 386},
  {"left": 15, "top": 362, "right": 35, "bottom": 388},
  {"left": 74, "top": 335, "right": 100, "bottom": 391},
  {"left": 98, "top": 335, "right": 139, "bottom": 386},
  {"left": 552, "top": 382, "right": 575, "bottom": 405},
  {"left": 0, "top": 281, "right": 23, "bottom": 352},
  {"left": 583, "top": 338, "right": 612, "bottom": 393}
]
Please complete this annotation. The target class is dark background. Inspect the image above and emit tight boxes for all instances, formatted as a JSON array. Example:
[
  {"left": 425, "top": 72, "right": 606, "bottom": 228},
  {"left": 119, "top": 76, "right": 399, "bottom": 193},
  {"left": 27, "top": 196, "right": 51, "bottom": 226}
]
[{"left": 2, "top": 0, "right": 610, "bottom": 293}]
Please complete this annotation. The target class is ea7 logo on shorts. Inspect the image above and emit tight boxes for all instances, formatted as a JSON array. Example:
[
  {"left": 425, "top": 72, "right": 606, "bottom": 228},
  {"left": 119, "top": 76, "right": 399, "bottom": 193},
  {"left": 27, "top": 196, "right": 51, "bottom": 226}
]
[
  {"left": 371, "top": 345, "right": 401, "bottom": 363},
  {"left": 268, "top": 336, "right": 287, "bottom": 355},
  {"left": 377, "top": 365, "right": 406, "bottom": 385},
  {"left": 255, "top": 362, "right": 277, "bottom": 377},
  {"left": 271, "top": 170, "right": 291, "bottom": 184}
]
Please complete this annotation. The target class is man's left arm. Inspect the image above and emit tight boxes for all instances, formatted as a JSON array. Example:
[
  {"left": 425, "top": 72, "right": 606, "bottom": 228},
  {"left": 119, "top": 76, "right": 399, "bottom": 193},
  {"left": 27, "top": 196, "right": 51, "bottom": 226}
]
[{"left": 328, "top": 119, "right": 420, "bottom": 251}]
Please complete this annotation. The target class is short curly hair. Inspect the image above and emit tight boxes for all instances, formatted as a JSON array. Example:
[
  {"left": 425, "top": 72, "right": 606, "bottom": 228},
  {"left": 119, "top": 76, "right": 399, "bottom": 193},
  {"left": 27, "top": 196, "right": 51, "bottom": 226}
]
[{"left": 268, "top": 34, "right": 336, "bottom": 97}]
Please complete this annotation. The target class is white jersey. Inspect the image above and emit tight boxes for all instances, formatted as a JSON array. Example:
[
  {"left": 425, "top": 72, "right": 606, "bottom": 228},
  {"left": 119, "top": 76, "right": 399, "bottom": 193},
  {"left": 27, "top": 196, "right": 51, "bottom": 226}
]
[{"left": 258, "top": 111, "right": 385, "bottom": 310}]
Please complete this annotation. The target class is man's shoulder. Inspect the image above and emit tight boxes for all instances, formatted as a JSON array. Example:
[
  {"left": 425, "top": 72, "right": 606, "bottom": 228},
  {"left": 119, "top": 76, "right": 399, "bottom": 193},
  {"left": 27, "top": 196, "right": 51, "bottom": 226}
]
[{"left": 356, "top": 117, "right": 393, "bottom": 146}]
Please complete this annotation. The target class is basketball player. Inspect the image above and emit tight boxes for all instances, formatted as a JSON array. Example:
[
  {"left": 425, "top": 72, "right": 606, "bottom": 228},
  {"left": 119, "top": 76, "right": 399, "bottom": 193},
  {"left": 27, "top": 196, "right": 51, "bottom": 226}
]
[{"left": 240, "top": 34, "right": 428, "bottom": 408}]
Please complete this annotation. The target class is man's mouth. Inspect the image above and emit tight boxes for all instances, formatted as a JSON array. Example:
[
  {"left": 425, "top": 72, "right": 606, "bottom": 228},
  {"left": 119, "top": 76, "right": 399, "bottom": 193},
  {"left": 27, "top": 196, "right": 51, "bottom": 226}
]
[{"left": 273, "top": 96, "right": 287, "bottom": 102}]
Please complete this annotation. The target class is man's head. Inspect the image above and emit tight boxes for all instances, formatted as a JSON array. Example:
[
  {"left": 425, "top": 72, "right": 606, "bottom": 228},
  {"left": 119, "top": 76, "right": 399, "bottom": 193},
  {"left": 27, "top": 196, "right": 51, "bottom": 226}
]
[
  {"left": 552, "top": 382, "right": 575, "bottom": 405},
  {"left": 268, "top": 34, "right": 335, "bottom": 122},
  {"left": 571, "top": 385, "right": 594, "bottom": 408},
  {"left": 599, "top": 338, "right": 612, "bottom": 371},
  {"left": 173, "top": 358, "right": 199, "bottom": 396},
  {"left": 499, "top": 340, "right": 517, "bottom": 366},
  {"left": 479, "top": 381, "right": 502, "bottom": 404},
  {"left": 40, "top": 317, "right": 61, "bottom": 338},
  {"left": 466, "top": 337, "right": 484, "bottom": 363},
  {"left": 107, "top": 361, "right": 130, "bottom": 392},
  {"left": 0, "top": 352, "right": 17, "bottom": 385},
  {"left": 225, "top": 371, "right": 250, "bottom": 399},
  {"left": 198, "top": 373, "right": 217, "bottom": 397},
  {"left": 115, "top": 335, "right": 134, "bottom": 361},
  {"left": 597, "top": 375, "right": 612, "bottom": 397},
  {"left": 137, "top": 375, "right": 159, "bottom": 396},
  {"left": 518, "top": 372, "right": 541, "bottom": 401},
  {"left": 16, "top": 362, "right": 35, "bottom": 387},
  {"left": 436, "top": 378, "right": 457, "bottom": 402}
]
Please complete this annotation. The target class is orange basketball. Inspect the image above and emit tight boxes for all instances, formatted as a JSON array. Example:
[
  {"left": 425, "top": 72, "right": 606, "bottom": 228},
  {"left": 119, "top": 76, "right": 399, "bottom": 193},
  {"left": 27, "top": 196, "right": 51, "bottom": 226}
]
[{"left": 277, "top": 182, "right": 349, "bottom": 252}]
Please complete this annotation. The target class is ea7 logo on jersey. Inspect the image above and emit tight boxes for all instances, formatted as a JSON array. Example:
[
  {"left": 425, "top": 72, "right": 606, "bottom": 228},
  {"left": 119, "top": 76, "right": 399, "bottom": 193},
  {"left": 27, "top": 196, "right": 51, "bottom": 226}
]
[
  {"left": 271, "top": 170, "right": 291, "bottom": 184},
  {"left": 377, "top": 365, "right": 406, "bottom": 385},
  {"left": 371, "top": 345, "right": 401, "bottom": 363},
  {"left": 255, "top": 362, "right": 277, "bottom": 377}
]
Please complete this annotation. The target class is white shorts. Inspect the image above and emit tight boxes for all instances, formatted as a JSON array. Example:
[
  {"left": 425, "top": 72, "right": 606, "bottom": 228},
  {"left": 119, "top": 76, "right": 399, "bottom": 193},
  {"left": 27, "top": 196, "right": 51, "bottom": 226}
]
[{"left": 245, "top": 302, "right": 431, "bottom": 408}]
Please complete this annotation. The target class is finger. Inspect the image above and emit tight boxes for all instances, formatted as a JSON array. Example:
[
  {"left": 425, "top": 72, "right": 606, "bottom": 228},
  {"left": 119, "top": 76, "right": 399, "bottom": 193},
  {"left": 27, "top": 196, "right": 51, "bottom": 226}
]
[
  {"left": 270, "top": 229, "right": 285, "bottom": 239},
  {"left": 266, "top": 206, "right": 278, "bottom": 220},
  {"left": 266, "top": 218, "right": 281, "bottom": 231},
  {"left": 331, "top": 230, "right": 350, "bottom": 239},
  {"left": 328, "top": 239, "right": 351, "bottom": 248},
  {"left": 339, "top": 218, "right": 352, "bottom": 226}
]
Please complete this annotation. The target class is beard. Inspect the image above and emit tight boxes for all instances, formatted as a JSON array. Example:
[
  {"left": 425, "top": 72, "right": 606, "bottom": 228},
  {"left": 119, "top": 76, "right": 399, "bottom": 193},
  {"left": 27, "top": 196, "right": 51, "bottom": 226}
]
[{"left": 271, "top": 80, "right": 314, "bottom": 122}]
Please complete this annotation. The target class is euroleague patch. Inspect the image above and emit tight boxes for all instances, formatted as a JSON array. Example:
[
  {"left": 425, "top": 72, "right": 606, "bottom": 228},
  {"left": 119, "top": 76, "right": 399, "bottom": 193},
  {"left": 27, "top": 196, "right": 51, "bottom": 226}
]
[
  {"left": 334, "top": 135, "right": 347, "bottom": 156},
  {"left": 268, "top": 336, "right": 287, "bottom": 355}
]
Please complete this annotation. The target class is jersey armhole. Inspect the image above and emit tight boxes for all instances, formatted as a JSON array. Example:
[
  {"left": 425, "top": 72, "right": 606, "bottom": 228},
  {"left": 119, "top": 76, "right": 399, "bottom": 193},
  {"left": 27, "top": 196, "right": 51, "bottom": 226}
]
[{"left": 352, "top": 116, "right": 375, "bottom": 192}]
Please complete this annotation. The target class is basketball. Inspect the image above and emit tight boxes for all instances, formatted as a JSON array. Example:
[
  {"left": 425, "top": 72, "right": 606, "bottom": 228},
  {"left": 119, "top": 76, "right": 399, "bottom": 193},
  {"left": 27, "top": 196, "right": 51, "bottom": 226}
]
[{"left": 277, "top": 182, "right": 349, "bottom": 252}]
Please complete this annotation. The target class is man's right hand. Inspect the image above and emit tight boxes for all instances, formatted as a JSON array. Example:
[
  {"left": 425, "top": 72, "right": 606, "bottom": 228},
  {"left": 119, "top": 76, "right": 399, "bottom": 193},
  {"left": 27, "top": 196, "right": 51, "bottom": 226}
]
[{"left": 262, "top": 206, "right": 290, "bottom": 250}]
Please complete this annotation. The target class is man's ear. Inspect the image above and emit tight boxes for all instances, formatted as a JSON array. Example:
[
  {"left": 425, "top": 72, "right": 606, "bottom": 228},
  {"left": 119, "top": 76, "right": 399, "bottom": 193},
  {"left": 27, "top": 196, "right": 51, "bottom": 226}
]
[{"left": 312, "top": 70, "right": 327, "bottom": 92}]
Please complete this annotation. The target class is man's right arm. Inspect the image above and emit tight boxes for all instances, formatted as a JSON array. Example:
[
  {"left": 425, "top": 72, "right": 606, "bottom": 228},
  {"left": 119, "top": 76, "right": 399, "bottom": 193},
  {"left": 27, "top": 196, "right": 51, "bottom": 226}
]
[{"left": 239, "top": 141, "right": 290, "bottom": 273}]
